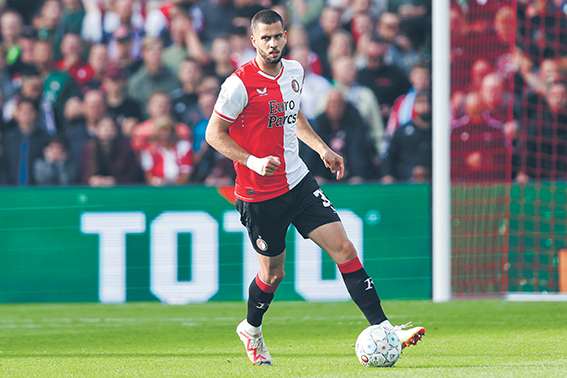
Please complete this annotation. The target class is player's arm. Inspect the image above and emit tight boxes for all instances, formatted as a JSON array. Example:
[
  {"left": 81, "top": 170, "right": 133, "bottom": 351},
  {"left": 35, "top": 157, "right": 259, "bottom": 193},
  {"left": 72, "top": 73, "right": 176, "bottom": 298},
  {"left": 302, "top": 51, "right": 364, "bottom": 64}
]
[
  {"left": 205, "top": 114, "right": 281, "bottom": 176},
  {"left": 295, "top": 109, "right": 344, "bottom": 180}
]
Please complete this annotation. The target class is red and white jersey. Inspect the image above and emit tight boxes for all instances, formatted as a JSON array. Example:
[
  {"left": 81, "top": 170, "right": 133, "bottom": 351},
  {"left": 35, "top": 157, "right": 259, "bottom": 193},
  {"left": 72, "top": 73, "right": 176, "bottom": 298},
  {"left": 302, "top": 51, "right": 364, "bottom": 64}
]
[
  {"left": 214, "top": 58, "right": 309, "bottom": 202},
  {"left": 141, "top": 140, "right": 193, "bottom": 182}
]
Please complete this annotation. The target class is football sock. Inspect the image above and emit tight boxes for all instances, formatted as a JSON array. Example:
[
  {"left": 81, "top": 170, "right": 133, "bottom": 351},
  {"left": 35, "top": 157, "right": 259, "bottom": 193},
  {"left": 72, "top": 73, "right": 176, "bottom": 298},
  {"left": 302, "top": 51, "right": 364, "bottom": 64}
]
[
  {"left": 246, "top": 273, "right": 278, "bottom": 327},
  {"left": 339, "top": 257, "right": 388, "bottom": 325}
]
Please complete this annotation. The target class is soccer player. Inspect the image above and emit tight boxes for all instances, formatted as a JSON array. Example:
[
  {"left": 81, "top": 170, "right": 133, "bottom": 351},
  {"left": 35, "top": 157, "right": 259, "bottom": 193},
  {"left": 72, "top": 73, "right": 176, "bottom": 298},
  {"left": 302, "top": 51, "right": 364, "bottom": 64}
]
[{"left": 205, "top": 9, "right": 425, "bottom": 366}]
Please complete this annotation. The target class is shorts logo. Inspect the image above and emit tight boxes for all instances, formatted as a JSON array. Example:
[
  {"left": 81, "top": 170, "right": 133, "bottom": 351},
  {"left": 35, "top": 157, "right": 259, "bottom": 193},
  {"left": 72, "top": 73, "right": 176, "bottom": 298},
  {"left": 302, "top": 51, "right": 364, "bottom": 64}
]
[
  {"left": 291, "top": 79, "right": 300, "bottom": 93},
  {"left": 256, "top": 236, "right": 268, "bottom": 252}
]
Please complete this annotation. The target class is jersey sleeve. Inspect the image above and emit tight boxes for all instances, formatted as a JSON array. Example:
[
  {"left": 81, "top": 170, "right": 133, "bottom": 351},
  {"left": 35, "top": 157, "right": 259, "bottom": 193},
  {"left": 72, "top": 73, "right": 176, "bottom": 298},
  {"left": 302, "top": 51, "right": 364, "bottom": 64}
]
[{"left": 213, "top": 75, "right": 248, "bottom": 123}]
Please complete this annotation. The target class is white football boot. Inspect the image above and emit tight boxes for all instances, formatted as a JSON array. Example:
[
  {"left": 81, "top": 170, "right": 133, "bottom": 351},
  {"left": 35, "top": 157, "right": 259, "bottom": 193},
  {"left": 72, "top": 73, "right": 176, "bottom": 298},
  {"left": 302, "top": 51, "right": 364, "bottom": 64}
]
[
  {"left": 236, "top": 320, "right": 273, "bottom": 366},
  {"left": 392, "top": 322, "right": 426, "bottom": 349}
]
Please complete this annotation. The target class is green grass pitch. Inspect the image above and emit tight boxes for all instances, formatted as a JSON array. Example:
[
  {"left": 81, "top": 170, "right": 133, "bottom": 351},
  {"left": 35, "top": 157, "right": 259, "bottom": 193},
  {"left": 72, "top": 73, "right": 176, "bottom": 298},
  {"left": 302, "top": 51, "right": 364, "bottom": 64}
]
[{"left": 1, "top": 300, "right": 566, "bottom": 377}]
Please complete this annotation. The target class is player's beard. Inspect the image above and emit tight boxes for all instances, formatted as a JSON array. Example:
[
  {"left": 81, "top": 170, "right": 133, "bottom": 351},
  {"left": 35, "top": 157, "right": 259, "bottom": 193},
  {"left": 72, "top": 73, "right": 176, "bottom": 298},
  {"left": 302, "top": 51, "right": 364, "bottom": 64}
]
[{"left": 258, "top": 48, "right": 283, "bottom": 65}]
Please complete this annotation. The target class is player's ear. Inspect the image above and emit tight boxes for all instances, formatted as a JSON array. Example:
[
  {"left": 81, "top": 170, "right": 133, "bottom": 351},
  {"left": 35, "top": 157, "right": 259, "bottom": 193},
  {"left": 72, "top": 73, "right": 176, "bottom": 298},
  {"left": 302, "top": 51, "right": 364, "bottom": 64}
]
[{"left": 250, "top": 35, "right": 257, "bottom": 48}]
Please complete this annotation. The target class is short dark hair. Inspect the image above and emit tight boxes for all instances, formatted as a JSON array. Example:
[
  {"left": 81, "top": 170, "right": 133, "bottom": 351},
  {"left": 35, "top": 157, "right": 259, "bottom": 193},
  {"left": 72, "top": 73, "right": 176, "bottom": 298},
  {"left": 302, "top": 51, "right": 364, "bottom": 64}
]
[
  {"left": 415, "top": 90, "right": 431, "bottom": 102},
  {"left": 412, "top": 60, "right": 431, "bottom": 72},
  {"left": 17, "top": 98, "right": 37, "bottom": 110},
  {"left": 251, "top": 10, "right": 284, "bottom": 33},
  {"left": 49, "top": 135, "right": 70, "bottom": 151}
]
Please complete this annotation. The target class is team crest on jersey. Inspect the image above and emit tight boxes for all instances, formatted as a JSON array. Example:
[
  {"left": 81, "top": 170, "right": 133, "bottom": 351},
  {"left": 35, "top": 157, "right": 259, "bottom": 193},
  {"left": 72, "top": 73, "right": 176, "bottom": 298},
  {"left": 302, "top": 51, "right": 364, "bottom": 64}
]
[
  {"left": 291, "top": 79, "right": 300, "bottom": 93},
  {"left": 256, "top": 236, "right": 268, "bottom": 252},
  {"left": 257, "top": 87, "right": 268, "bottom": 96}
]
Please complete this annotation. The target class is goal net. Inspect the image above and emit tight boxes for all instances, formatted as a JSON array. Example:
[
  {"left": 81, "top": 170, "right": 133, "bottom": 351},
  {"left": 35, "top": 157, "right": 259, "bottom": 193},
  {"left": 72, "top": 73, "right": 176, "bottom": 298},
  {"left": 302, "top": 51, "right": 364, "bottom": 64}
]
[{"left": 450, "top": 0, "right": 566, "bottom": 295}]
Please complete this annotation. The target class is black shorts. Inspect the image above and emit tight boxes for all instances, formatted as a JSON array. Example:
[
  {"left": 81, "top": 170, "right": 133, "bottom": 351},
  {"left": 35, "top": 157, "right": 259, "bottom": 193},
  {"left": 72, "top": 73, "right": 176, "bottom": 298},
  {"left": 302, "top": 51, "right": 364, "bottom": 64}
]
[{"left": 235, "top": 173, "right": 341, "bottom": 257}]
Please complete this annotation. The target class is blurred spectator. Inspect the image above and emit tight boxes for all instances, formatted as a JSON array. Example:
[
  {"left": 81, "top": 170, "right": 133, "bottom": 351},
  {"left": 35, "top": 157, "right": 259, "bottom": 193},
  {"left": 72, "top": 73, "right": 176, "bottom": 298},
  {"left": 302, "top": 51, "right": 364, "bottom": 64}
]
[
  {"left": 517, "top": 58, "right": 561, "bottom": 98},
  {"left": 127, "top": 37, "right": 182, "bottom": 117},
  {"left": 56, "top": 33, "right": 90, "bottom": 85},
  {"left": 82, "top": 43, "right": 109, "bottom": 90},
  {"left": 287, "top": 0, "right": 326, "bottom": 30},
  {"left": 32, "top": 0, "right": 63, "bottom": 48},
  {"left": 65, "top": 89, "right": 106, "bottom": 171},
  {"left": 33, "top": 135, "right": 78, "bottom": 186},
  {"left": 381, "top": 90, "right": 431, "bottom": 184},
  {"left": 110, "top": 25, "right": 143, "bottom": 76},
  {"left": 310, "top": 7, "right": 343, "bottom": 80},
  {"left": 1, "top": 10, "right": 23, "bottom": 53},
  {"left": 203, "top": 150, "right": 237, "bottom": 186},
  {"left": 145, "top": 0, "right": 205, "bottom": 39},
  {"left": 197, "top": 75, "right": 221, "bottom": 95},
  {"left": 319, "top": 56, "right": 385, "bottom": 157},
  {"left": 162, "top": 4, "right": 210, "bottom": 73},
  {"left": 327, "top": 30, "right": 353, "bottom": 72},
  {"left": 357, "top": 35, "right": 411, "bottom": 120},
  {"left": 350, "top": 11, "right": 374, "bottom": 46},
  {"left": 33, "top": 39, "right": 80, "bottom": 131},
  {"left": 130, "top": 91, "right": 191, "bottom": 153},
  {"left": 307, "top": 90, "right": 376, "bottom": 183},
  {"left": 60, "top": 0, "right": 86, "bottom": 36},
  {"left": 7, "top": 26, "right": 38, "bottom": 77},
  {"left": 7, "top": 0, "right": 43, "bottom": 25},
  {"left": 229, "top": 24, "right": 256, "bottom": 67},
  {"left": 106, "top": 1, "right": 145, "bottom": 59},
  {"left": 1, "top": 99, "right": 51, "bottom": 186},
  {"left": 289, "top": 44, "right": 331, "bottom": 122},
  {"left": 81, "top": 0, "right": 144, "bottom": 46},
  {"left": 388, "top": 0, "right": 430, "bottom": 53},
  {"left": 141, "top": 115, "right": 193, "bottom": 186},
  {"left": 516, "top": 81, "right": 567, "bottom": 182},
  {"left": 190, "top": 91, "right": 218, "bottom": 183},
  {"left": 171, "top": 57, "right": 202, "bottom": 126},
  {"left": 82, "top": 115, "right": 142, "bottom": 186},
  {"left": 3, "top": 69, "right": 57, "bottom": 135},
  {"left": 386, "top": 61, "right": 430, "bottom": 138},
  {"left": 200, "top": 0, "right": 238, "bottom": 44},
  {"left": 205, "top": 36, "right": 236, "bottom": 83},
  {"left": 376, "top": 12, "right": 420, "bottom": 76},
  {"left": 451, "top": 58, "right": 492, "bottom": 116},
  {"left": 342, "top": 0, "right": 381, "bottom": 30},
  {"left": 103, "top": 64, "right": 142, "bottom": 137},
  {"left": 451, "top": 92, "right": 508, "bottom": 182},
  {"left": 3, "top": 70, "right": 41, "bottom": 121},
  {"left": 480, "top": 73, "right": 510, "bottom": 122}
]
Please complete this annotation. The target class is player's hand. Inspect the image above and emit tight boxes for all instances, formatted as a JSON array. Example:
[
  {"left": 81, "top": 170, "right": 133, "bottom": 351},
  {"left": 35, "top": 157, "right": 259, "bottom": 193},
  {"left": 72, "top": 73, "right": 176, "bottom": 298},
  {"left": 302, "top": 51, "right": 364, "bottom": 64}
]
[
  {"left": 321, "top": 149, "right": 344, "bottom": 180},
  {"left": 247, "top": 155, "right": 281, "bottom": 176},
  {"left": 261, "top": 156, "right": 281, "bottom": 176}
]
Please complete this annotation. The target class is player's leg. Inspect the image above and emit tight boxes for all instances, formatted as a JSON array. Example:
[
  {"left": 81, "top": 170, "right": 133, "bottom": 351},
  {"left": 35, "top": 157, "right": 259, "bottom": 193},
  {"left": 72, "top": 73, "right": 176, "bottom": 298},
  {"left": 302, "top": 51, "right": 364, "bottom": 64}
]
[
  {"left": 307, "top": 221, "right": 389, "bottom": 325},
  {"left": 235, "top": 197, "right": 292, "bottom": 365},
  {"left": 247, "top": 251, "right": 286, "bottom": 327},
  {"left": 308, "top": 222, "right": 425, "bottom": 348},
  {"left": 236, "top": 252, "right": 285, "bottom": 366}
]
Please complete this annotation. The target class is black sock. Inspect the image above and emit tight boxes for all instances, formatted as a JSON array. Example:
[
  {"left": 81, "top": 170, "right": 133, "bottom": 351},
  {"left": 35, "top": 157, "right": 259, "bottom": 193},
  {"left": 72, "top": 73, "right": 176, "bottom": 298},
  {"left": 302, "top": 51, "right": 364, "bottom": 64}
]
[
  {"left": 339, "top": 257, "right": 388, "bottom": 325},
  {"left": 246, "top": 274, "right": 277, "bottom": 327}
]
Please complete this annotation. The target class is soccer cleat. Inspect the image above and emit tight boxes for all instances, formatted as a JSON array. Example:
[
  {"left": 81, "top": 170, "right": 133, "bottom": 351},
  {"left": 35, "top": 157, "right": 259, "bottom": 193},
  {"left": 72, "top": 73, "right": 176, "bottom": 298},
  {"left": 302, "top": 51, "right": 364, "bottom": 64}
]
[
  {"left": 392, "top": 322, "right": 426, "bottom": 349},
  {"left": 236, "top": 320, "right": 273, "bottom": 366}
]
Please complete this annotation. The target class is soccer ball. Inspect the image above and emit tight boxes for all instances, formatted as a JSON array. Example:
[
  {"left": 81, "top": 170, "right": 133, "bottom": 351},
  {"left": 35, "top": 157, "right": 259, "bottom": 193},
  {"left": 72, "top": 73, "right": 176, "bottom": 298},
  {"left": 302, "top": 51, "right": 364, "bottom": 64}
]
[{"left": 355, "top": 324, "right": 401, "bottom": 367}]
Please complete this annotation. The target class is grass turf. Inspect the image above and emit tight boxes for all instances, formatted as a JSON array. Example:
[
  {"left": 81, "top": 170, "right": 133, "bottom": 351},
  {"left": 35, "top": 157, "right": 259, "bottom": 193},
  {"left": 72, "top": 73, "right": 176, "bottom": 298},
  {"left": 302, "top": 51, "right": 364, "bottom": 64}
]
[{"left": 0, "top": 300, "right": 566, "bottom": 377}]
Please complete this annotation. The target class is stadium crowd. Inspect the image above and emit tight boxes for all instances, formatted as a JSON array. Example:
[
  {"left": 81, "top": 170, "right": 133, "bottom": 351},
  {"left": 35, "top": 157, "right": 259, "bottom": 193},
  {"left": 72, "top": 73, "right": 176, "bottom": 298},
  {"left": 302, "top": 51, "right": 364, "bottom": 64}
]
[
  {"left": 450, "top": 0, "right": 567, "bottom": 183},
  {"left": 0, "top": 0, "right": 432, "bottom": 187}
]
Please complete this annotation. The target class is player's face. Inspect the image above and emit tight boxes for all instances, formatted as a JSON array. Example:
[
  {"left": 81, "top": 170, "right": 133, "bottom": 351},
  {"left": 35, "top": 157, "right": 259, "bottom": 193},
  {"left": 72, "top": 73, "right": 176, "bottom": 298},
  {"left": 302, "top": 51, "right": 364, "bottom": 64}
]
[{"left": 251, "top": 22, "right": 287, "bottom": 66}]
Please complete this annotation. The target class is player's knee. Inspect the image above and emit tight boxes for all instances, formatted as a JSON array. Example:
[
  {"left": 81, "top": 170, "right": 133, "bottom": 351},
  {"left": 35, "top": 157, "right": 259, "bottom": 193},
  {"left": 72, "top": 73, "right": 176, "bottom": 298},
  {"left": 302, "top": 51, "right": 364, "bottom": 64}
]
[
  {"left": 266, "top": 271, "right": 285, "bottom": 286},
  {"left": 338, "top": 240, "right": 358, "bottom": 263}
]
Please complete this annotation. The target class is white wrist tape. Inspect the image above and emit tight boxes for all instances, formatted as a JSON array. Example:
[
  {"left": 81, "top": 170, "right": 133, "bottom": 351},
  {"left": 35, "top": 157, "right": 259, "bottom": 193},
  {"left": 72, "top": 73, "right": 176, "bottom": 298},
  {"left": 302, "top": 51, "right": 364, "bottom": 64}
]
[{"left": 246, "top": 155, "right": 265, "bottom": 175}]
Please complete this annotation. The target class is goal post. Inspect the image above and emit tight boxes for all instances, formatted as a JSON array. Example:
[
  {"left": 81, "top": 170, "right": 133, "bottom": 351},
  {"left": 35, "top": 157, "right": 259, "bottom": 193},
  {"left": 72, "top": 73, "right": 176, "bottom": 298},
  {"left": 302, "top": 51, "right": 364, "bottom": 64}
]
[{"left": 432, "top": 0, "right": 452, "bottom": 302}]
